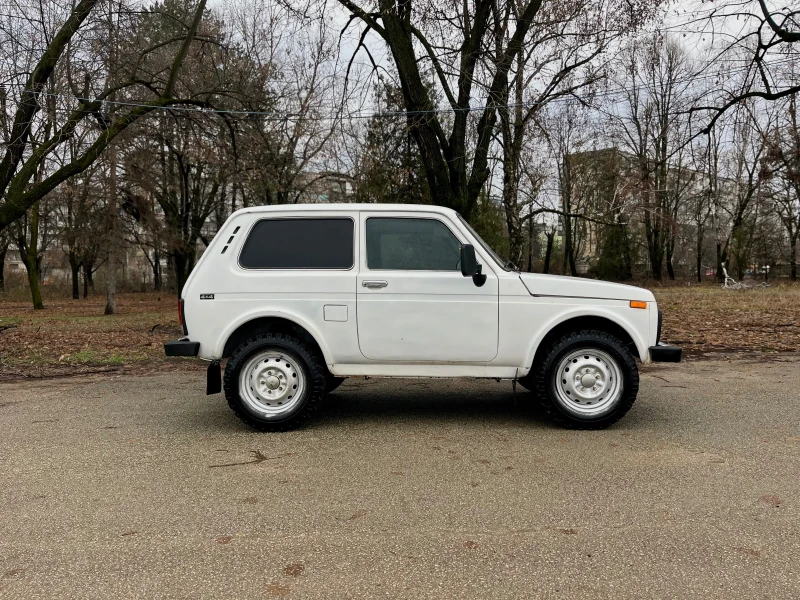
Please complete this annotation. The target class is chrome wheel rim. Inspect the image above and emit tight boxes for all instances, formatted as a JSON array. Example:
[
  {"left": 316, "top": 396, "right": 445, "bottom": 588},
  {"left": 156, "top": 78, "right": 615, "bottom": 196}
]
[
  {"left": 554, "top": 348, "right": 623, "bottom": 417},
  {"left": 239, "top": 350, "right": 306, "bottom": 418}
]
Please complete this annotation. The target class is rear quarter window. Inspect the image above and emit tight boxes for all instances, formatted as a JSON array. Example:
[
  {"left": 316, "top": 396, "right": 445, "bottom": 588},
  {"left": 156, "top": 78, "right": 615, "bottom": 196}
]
[{"left": 239, "top": 218, "right": 354, "bottom": 269}]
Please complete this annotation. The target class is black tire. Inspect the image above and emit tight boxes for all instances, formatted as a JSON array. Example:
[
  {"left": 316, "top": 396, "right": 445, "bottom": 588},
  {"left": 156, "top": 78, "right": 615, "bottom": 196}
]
[
  {"left": 523, "top": 329, "right": 639, "bottom": 429},
  {"left": 223, "top": 332, "right": 326, "bottom": 432},
  {"left": 326, "top": 376, "right": 346, "bottom": 394}
]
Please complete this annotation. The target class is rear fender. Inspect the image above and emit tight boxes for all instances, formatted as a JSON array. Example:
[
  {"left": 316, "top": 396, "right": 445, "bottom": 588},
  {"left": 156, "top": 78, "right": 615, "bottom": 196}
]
[{"left": 213, "top": 309, "right": 333, "bottom": 365}]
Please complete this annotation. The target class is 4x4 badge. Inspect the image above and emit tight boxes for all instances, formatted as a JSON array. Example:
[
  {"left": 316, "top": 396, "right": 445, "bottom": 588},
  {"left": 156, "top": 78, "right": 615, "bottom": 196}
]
[{"left": 200, "top": 294, "right": 214, "bottom": 300}]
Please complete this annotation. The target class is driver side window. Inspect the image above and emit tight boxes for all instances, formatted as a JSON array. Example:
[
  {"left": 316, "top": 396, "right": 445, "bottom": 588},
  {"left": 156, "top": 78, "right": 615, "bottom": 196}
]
[{"left": 366, "top": 217, "right": 461, "bottom": 271}]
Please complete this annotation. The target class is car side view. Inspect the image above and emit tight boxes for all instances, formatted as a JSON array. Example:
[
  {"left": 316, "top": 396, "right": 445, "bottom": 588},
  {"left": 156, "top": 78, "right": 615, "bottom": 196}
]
[{"left": 165, "top": 204, "right": 681, "bottom": 431}]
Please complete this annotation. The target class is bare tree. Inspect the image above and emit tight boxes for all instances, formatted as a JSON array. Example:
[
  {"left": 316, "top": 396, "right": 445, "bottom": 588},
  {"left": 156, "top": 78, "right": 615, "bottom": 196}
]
[
  {"left": 13, "top": 196, "right": 55, "bottom": 309},
  {"left": 687, "top": 0, "right": 800, "bottom": 131},
  {"left": 352, "top": 83, "right": 431, "bottom": 205},
  {"left": 229, "top": 0, "right": 348, "bottom": 208},
  {"left": 548, "top": 102, "right": 594, "bottom": 276},
  {"left": 690, "top": 134, "right": 719, "bottom": 282},
  {"left": 763, "top": 93, "right": 800, "bottom": 279},
  {"left": 336, "top": 0, "right": 663, "bottom": 222},
  {"left": 611, "top": 35, "right": 695, "bottom": 280},
  {"left": 712, "top": 102, "right": 771, "bottom": 280},
  {"left": 492, "top": 0, "right": 640, "bottom": 267},
  {"left": 0, "top": 0, "right": 209, "bottom": 233},
  {"left": 56, "top": 168, "right": 102, "bottom": 299}
]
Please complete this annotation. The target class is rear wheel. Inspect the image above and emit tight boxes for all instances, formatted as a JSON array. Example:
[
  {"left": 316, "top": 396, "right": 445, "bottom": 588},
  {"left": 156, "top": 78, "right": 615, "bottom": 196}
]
[
  {"left": 524, "top": 329, "right": 639, "bottom": 429},
  {"left": 223, "top": 332, "right": 326, "bottom": 431}
]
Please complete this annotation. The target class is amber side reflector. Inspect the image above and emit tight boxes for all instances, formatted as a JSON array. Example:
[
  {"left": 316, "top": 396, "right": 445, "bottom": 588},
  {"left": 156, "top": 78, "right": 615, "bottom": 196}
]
[{"left": 629, "top": 300, "right": 647, "bottom": 309}]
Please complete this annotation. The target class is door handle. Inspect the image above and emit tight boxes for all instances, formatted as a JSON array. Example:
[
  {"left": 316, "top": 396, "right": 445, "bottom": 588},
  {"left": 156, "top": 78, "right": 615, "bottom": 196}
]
[{"left": 362, "top": 280, "right": 388, "bottom": 289}]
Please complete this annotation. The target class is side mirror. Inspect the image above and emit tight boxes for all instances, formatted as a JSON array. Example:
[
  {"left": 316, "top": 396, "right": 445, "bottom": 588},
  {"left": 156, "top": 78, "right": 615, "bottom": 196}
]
[
  {"left": 460, "top": 244, "right": 478, "bottom": 277},
  {"left": 460, "top": 244, "right": 487, "bottom": 287}
]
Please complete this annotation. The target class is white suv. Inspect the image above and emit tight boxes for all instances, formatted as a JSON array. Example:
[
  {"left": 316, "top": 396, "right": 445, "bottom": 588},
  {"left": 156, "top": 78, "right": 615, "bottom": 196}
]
[{"left": 165, "top": 204, "right": 680, "bottom": 431}]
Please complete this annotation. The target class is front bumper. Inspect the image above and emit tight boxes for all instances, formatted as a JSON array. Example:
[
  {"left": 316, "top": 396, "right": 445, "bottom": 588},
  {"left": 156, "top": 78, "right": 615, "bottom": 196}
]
[
  {"left": 164, "top": 338, "right": 200, "bottom": 357},
  {"left": 649, "top": 342, "right": 682, "bottom": 363}
]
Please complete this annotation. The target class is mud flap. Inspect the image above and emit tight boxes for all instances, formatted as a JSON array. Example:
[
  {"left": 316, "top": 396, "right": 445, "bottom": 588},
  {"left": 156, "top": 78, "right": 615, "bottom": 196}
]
[{"left": 206, "top": 360, "right": 222, "bottom": 395}]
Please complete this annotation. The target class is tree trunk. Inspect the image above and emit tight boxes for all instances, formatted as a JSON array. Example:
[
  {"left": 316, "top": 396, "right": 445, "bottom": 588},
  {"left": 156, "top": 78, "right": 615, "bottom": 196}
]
[
  {"left": 651, "top": 255, "right": 663, "bottom": 280},
  {"left": 85, "top": 260, "right": 95, "bottom": 291},
  {"left": 543, "top": 231, "right": 555, "bottom": 274},
  {"left": 18, "top": 201, "right": 44, "bottom": 309},
  {"left": 790, "top": 236, "right": 797, "bottom": 281},
  {"left": 104, "top": 0, "right": 118, "bottom": 315},
  {"left": 500, "top": 69, "right": 525, "bottom": 268},
  {"left": 562, "top": 217, "right": 571, "bottom": 276},
  {"left": 736, "top": 254, "right": 746, "bottom": 281},
  {"left": 526, "top": 217, "right": 535, "bottom": 273},
  {"left": 105, "top": 144, "right": 118, "bottom": 315},
  {"left": 568, "top": 244, "right": 578, "bottom": 277},
  {"left": 666, "top": 240, "right": 675, "bottom": 280},
  {"left": 153, "top": 248, "right": 162, "bottom": 291},
  {"left": 173, "top": 248, "right": 195, "bottom": 297},
  {"left": 562, "top": 216, "right": 578, "bottom": 276},
  {"left": 83, "top": 264, "right": 89, "bottom": 299},
  {"left": 70, "top": 257, "right": 80, "bottom": 299},
  {"left": 647, "top": 230, "right": 664, "bottom": 281},
  {"left": 0, "top": 239, "right": 7, "bottom": 293},
  {"left": 695, "top": 229, "right": 703, "bottom": 283},
  {"left": 25, "top": 259, "right": 44, "bottom": 309},
  {"left": 506, "top": 208, "right": 523, "bottom": 269}
]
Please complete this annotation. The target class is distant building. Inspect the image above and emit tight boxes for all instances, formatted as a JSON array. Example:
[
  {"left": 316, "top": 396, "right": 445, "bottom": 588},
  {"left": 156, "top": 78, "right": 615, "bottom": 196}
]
[{"left": 293, "top": 172, "right": 354, "bottom": 204}]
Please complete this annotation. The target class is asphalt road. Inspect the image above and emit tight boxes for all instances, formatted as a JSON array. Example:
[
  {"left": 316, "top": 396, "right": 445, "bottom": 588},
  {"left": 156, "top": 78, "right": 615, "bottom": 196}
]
[{"left": 1, "top": 358, "right": 799, "bottom": 599}]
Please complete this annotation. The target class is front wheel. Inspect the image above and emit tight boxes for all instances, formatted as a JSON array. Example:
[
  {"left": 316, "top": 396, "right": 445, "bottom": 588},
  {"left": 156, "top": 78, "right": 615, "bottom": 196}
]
[{"left": 524, "top": 329, "right": 639, "bottom": 429}]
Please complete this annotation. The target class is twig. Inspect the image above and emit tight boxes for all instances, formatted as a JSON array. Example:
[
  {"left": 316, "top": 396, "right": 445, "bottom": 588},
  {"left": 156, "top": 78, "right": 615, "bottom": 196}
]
[{"left": 208, "top": 449, "right": 283, "bottom": 469}]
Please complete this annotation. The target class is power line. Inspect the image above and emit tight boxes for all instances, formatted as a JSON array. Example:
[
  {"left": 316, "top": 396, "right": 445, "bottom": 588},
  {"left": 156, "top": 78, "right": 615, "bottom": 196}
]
[{"left": 21, "top": 56, "right": 794, "bottom": 124}]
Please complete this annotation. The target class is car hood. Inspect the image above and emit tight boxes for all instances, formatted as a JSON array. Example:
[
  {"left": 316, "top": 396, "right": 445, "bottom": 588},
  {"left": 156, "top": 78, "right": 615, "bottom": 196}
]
[{"left": 518, "top": 273, "right": 655, "bottom": 302}]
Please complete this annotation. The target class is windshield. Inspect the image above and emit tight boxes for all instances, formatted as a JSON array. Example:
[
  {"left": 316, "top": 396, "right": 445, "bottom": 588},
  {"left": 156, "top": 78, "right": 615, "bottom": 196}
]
[{"left": 457, "top": 213, "right": 514, "bottom": 272}]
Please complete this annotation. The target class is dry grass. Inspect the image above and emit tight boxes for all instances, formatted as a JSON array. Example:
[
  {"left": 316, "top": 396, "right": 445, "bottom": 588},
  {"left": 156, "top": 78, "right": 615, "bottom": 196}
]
[
  {"left": 1, "top": 284, "right": 798, "bottom": 380},
  {"left": 653, "top": 284, "right": 800, "bottom": 356}
]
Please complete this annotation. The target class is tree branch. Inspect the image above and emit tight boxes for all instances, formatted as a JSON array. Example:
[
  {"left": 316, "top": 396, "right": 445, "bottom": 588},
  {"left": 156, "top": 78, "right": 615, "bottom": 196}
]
[{"left": 758, "top": 0, "right": 800, "bottom": 42}]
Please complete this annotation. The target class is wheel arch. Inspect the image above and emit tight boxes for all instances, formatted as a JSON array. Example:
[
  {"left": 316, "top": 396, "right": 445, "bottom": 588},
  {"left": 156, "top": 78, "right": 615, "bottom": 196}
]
[
  {"left": 525, "top": 311, "right": 647, "bottom": 370},
  {"left": 217, "top": 312, "right": 331, "bottom": 364}
]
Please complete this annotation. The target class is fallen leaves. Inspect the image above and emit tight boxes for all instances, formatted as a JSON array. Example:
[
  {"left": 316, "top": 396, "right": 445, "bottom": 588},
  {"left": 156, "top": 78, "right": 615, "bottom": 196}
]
[
  {"left": 284, "top": 563, "right": 305, "bottom": 577},
  {"left": 654, "top": 285, "right": 800, "bottom": 356},
  {"left": 759, "top": 494, "right": 783, "bottom": 508},
  {"left": 0, "top": 293, "right": 190, "bottom": 380}
]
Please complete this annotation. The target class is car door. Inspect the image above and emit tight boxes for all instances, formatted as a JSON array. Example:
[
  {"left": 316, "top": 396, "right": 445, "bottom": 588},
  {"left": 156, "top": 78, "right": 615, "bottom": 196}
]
[{"left": 356, "top": 212, "right": 499, "bottom": 362}]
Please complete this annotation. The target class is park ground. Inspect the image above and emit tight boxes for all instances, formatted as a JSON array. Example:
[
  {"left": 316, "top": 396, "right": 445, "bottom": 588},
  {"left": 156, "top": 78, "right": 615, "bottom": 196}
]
[
  {"left": 0, "top": 283, "right": 798, "bottom": 380},
  {"left": 1, "top": 358, "right": 799, "bottom": 598}
]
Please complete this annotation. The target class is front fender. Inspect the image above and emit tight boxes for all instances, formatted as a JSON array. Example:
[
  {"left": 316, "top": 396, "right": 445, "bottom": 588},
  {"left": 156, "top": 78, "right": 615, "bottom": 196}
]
[{"left": 523, "top": 305, "right": 651, "bottom": 369}]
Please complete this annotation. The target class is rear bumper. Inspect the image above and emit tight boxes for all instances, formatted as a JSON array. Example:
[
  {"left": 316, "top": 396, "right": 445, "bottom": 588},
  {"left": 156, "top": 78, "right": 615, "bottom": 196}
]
[
  {"left": 164, "top": 338, "right": 200, "bottom": 357},
  {"left": 649, "top": 342, "right": 682, "bottom": 363}
]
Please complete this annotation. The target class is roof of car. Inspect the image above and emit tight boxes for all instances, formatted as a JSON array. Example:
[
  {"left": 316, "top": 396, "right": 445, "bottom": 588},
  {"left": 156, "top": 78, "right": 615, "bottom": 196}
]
[{"left": 230, "top": 203, "right": 460, "bottom": 218}]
